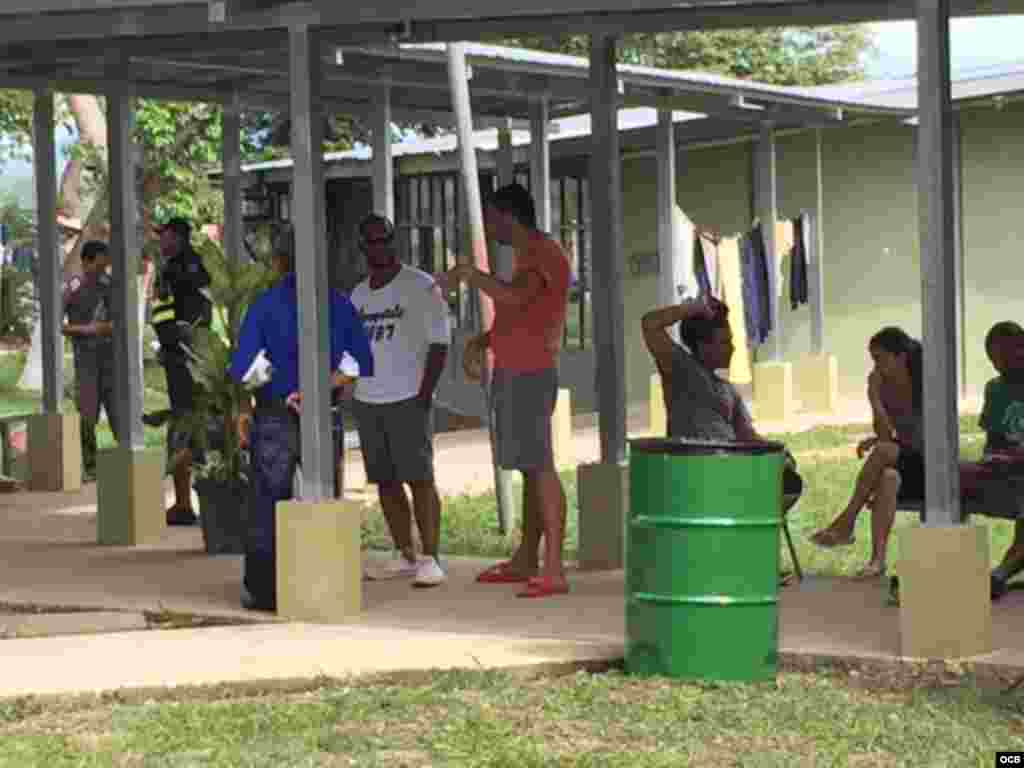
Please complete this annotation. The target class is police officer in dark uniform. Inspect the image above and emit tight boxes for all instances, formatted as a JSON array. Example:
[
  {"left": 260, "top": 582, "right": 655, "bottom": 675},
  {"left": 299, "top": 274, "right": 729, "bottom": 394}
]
[
  {"left": 62, "top": 240, "right": 118, "bottom": 480},
  {"left": 150, "top": 217, "right": 212, "bottom": 525},
  {"left": 230, "top": 230, "right": 373, "bottom": 611}
]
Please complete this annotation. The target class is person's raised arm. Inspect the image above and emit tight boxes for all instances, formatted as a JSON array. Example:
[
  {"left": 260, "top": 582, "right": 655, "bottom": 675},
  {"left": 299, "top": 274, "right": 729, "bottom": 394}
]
[
  {"left": 641, "top": 298, "right": 714, "bottom": 385},
  {"left": 436, "top": 262, "right": 546, "bottom": 309}
]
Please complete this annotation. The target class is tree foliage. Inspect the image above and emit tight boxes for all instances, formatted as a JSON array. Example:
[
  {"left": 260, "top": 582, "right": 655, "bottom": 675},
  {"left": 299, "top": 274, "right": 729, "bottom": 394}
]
[
  {"left": 497, "top": 26, "right": 877, "bottom": 86},
  {"left": 0, "top": 193, "right": 35, "bottom": 247}
]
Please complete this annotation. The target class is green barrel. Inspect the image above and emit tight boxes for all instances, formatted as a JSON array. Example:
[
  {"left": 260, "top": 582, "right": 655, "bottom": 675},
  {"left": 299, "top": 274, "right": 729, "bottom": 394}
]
[{"left": 626, "top": 438, "right": 784, "bottom": 682}]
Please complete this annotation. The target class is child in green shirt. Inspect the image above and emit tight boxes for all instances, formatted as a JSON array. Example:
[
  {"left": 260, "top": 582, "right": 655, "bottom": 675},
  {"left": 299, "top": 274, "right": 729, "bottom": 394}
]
[{"left": 967, "top": 321, "right": 1024, "bottom": 598}]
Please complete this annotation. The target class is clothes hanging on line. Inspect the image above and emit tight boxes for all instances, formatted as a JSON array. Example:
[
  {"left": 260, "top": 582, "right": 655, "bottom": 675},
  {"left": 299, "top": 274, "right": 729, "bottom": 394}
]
[
  {"left": 659, "top": 208, "right": 697, "bottom": 344},
  {"left": 717, "top": 236, "right": 752, "bottom": 384},
  {"left": 693, "top": 230, "right": 722, "bottom": 299},
  {"left": 790, "top": 214, "right": 809, "bottom": 309},
  {"left": 694, "top": 233, "right": 712, "bottom": 298},
  {"left": 740, "top": 224, "right": 772, "bottom": 346}
]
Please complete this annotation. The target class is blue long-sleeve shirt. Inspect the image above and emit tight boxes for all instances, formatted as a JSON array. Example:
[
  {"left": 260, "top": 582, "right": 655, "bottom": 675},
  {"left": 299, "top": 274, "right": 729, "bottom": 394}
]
[{"left": 230, "top": 273, "right": 374, "bottom": 401}]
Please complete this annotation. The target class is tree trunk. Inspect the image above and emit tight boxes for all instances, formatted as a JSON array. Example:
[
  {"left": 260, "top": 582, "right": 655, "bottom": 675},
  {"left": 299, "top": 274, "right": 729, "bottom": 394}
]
[
  {"left": 21, "top": 94, "right": 108, "bottom": 391},
  {"left": 61, "top": 94, "right": 108, "bottom": 282}
]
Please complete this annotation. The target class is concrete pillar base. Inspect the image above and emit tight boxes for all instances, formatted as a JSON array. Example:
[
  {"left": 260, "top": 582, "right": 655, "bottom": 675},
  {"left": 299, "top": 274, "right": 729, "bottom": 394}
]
[
  {"left": 752, "top": 361, "right": 794, "bottom": 423},
  {"left": 96, "top": 447, "right": 164, "bottom": 546},
  {"left": 898, "top": 524, "right": 991, "bottom": 659},
  {"left": 27, "top": 412, "right": 81, "bottom": 492},
  {"left": 552, "top": 388, "right": 573, "bottom": 469},
  {"left": 648, "top": 374, "right": 666, "bottom": 437},
  {"left": 276, "top": 499, "right": 361, "bottom": 623},
  {"left": 577, "top": 461, "right": 628, "bottom": 571},
  {"left": 794, "top": 354, "right": 838, "bottom": 415}
]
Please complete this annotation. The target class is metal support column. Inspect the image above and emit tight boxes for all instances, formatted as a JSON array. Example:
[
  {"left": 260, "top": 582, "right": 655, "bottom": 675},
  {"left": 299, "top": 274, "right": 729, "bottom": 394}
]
[
  {"left": 33, "top": 88, "right": 61, "bottom": 414},
  {"left": 495, "top": 121, "right": 515, "bottom": 280},
  {"left": 952, "top": 111, "right": 966, "bottom": 398},
  {"left": 589, "top": 34, "right": 627, "bottom": 465},
  {"left": 754, "top": 124, "right": 780, "bottom": 361},
  {"left": 107, "top": 86, "right": 144, "bottom": 448},
  {"left": 289, "top": 23, "right": 332, "bottom": 500},
  {"left": 917, "top": 0, "right": 960, "bottom": 525},
  {"left": 809, "top": 128, "right": 827, "bottom": 356},
  {"left": 656, "top": 107, "right": 680, "bottom": 343},
  {"left": 372, "top": 86, "right": 394, "bottom": 221},
  {"left": 222, "top": 97, "right": 243, "bottom": 267},
  {"left": 529, "top": 98, "right": 551, "bottom": 233},
  {"left": 447, "top": 41, "right": 515, "bottom": 534}
]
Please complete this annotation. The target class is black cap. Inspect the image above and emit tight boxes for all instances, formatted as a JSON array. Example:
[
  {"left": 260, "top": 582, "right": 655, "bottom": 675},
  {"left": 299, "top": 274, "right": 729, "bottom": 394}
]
[{"left": 157, "top": 217, "right": 192, "bottom": 241}]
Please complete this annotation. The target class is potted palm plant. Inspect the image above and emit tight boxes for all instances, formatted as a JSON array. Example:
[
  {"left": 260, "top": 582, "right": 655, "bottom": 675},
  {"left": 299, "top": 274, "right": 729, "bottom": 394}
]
[{"left": 182, "top": 232, "right": 275, "bottom": 554}]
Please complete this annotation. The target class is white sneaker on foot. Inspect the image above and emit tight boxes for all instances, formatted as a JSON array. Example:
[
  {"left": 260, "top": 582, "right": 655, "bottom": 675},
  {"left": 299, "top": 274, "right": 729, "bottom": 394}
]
[
  {"left": 389, "top": 552, "right": 420, "bottom": 578},
  {"left": 413, "top": 556, "right": 446, "bottom": 588}
]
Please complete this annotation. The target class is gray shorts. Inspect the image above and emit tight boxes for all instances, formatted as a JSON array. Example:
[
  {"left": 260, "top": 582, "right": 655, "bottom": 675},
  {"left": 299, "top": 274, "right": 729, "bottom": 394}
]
[
  {"left": 353, "top": 397, "right": 435, "bottom": 485},
  {"left": 492, "top": 368, "right": 557, "bottom": 472}
]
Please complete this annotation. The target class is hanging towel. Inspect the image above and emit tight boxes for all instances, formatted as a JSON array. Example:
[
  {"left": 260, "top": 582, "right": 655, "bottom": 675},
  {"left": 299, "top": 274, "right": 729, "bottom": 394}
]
[
  {"left": 790, "top": 215, "right": 809, "bottom": 309},
  {"left": 717, "top": 237, "right": 752, "bottom": 384},
  {"left": 658, "top": 208, "right": 697, "bottom": 344}
]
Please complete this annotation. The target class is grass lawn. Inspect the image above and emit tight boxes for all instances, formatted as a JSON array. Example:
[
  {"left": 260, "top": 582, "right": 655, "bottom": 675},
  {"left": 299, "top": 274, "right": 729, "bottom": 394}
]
[
  {"left": 1, "top": 668, "right": 1023, "bottom": 766},
  {"left": 3, "top": 354, "right": 1024, "bottom": 764}
]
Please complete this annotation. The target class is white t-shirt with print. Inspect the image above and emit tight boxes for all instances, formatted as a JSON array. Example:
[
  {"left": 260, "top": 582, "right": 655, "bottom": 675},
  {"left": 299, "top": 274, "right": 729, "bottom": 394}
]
[{"left": 351, "top": 265, "right": 452, "bottom": 404}]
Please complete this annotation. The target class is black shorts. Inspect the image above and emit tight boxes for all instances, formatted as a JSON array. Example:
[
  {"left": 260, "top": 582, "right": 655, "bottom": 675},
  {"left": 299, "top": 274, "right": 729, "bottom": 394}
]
[{"left": 896, "top": 447, "right": 926, "bottom": 502}]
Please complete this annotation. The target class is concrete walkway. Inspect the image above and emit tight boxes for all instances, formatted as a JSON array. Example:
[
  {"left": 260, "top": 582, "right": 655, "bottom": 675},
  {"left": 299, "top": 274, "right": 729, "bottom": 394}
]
[{"left": 0, "top": 394, "right": 1009, "bottom": 700}]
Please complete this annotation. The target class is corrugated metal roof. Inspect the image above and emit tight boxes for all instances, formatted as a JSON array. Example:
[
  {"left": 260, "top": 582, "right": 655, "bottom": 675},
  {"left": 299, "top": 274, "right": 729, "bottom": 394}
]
[
  {"left": 237, "top": 48, "right": 1024, "bottom": 176},
  {"left": 358, "top": 41, "right": 912, "bottom": 116},
  {"left": 240, "top": 107, "right": 704, "bottom": 173}
]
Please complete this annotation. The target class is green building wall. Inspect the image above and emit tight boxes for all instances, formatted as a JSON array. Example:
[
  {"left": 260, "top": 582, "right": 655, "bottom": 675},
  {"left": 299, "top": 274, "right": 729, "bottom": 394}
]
[{"left": 616, "top": 104, "right": 1021, "bottom": 411}]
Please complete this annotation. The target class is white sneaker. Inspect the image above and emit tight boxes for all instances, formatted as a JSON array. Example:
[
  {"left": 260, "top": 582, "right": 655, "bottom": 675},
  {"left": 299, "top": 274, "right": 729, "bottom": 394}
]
[
  {"left": 413, "top": 556, "right": 446, "bottom": 588},
  {"left": 388, "top": 552, "right": 420, "bottom": 578}
]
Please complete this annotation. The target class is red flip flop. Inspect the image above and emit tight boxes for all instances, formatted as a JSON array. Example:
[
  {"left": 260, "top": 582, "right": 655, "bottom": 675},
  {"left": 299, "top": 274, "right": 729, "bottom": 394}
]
[
  {"left": 476, "top": 561, "right": 531, "bottom": 584},
  {"left": 517, "top": 576, "right": 570, "bottom": 598}
]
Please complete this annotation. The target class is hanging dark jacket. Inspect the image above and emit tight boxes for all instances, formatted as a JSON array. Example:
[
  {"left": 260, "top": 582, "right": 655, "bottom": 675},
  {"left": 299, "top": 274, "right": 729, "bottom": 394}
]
[{"left": 790, "top": 215, "right": 809, "bottom": 309}]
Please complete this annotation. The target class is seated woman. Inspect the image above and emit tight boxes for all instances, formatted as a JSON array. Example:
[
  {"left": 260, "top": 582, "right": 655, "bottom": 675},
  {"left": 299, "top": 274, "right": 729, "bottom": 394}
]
[
  {"left": 810, "top": 327, "right": 923, "bottom": 579},
  {"left": 640, "top": 296, "right": 803, "bottom": 498}
]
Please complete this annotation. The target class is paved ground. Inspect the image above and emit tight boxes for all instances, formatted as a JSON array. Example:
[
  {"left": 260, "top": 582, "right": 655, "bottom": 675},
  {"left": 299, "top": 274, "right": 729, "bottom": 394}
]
[{"left": 0, "top": 394, "right": 1008, "bottom": 700}]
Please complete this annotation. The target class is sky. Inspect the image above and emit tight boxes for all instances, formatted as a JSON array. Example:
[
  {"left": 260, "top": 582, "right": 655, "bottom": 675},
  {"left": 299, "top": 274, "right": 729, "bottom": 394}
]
[
  {"left": 4, "top": 15, "right": 1024, "bottom": 193},
  {"left": 866, "top": 16, "right": 1024, "bottom": 78}
]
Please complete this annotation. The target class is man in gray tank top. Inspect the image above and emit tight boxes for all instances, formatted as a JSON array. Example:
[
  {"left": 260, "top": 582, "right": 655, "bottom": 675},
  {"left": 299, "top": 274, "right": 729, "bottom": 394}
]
[{"left": 641, "top": 296, "right": 803, "bottom": 497}]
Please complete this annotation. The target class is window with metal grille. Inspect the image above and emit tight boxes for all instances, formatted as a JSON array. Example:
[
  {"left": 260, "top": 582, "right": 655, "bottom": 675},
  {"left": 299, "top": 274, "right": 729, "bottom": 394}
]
[
  {"left": 549, "top": 175, "right": 591, "bottom": 351},
  {"left": 395, "top": 172, "right": 470, "bottom": 328},
  {"left": 394, "top": 169, "right": 590, "bottom": 346}
]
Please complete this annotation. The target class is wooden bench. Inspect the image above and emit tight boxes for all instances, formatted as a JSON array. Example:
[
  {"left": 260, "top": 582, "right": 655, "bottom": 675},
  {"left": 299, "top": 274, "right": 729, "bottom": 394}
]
[
  {"left": 897, "top": 469, "right": 1024, "bottom": 523},
  {"left": 785, "top": 480, "right": 1024, "bottom": 584}
]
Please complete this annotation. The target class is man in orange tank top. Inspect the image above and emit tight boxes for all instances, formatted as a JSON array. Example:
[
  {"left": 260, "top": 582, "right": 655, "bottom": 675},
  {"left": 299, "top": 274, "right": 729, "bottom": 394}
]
[{"left": 436, "top": 183, "right": 571, "bottom": 597}]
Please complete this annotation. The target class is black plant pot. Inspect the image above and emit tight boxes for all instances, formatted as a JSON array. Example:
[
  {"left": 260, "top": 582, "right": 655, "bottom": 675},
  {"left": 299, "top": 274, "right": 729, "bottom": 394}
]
[{"left": 194, "top": 476, "right": 248, "bottom": 555}]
